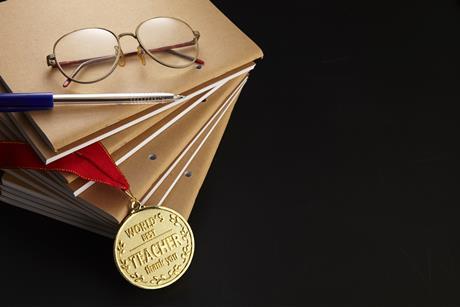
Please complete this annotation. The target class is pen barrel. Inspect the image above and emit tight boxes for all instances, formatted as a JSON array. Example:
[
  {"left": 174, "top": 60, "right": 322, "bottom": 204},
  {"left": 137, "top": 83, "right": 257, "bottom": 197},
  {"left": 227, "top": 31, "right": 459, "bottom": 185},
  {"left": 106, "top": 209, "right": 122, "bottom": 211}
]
[
  {"left": 53, "top": 93, "right": 178, "bottom": 103},
  {"left": 0, "top": 92, "right": 54, "bottom": 112}
]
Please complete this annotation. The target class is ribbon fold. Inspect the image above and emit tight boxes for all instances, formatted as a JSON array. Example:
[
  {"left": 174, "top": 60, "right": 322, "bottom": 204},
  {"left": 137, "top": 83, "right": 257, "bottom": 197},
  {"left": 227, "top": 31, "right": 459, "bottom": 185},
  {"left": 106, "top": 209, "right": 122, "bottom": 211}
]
[{"left": 0, "top": 141, "right": 129, "bottom": 191}]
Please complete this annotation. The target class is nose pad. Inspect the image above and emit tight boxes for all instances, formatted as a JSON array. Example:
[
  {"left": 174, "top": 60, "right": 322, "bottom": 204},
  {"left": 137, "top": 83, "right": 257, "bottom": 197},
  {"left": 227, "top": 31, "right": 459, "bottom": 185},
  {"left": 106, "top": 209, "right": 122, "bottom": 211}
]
[
  {"left": 115, "top": 46, "right": 126, "bottom": 67},
  {"left": 137, "top": 46, "right": 146, "bottom": 65}
]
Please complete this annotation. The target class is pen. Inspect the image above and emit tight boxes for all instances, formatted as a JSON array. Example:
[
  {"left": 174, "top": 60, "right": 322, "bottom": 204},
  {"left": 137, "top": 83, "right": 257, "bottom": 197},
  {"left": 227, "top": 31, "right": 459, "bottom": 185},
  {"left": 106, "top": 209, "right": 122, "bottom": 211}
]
[{"left": 0, "top": 92, "right": 185, "bottom": 112}]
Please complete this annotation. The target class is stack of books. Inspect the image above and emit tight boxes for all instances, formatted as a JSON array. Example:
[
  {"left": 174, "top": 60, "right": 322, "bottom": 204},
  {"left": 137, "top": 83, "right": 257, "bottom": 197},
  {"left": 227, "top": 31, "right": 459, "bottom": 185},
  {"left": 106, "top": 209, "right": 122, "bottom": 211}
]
[{"left": 0, "top": 0, "right": 262, "bottom": 237}]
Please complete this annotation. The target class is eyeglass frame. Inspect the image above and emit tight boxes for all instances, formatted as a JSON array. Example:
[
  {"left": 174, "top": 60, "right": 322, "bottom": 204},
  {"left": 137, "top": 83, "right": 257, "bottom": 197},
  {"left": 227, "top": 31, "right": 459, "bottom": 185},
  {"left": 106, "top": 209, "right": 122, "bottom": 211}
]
[{"left": 46, "top": 16, "right": 203, "bottom": 86}]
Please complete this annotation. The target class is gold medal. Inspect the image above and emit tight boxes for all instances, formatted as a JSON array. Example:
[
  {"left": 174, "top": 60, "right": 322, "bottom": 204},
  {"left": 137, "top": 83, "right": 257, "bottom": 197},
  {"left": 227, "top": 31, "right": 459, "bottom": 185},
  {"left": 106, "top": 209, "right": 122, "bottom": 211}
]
[{"left": 114, "top": 192, "right": 194, "bottom": 289}]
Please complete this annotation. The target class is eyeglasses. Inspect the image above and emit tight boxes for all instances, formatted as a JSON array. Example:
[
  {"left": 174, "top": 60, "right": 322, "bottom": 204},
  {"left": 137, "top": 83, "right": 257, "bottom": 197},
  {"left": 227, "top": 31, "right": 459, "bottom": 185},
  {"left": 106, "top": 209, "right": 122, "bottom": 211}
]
[{"left": 46, "top": 17, "right": 204, "bottom": 87}]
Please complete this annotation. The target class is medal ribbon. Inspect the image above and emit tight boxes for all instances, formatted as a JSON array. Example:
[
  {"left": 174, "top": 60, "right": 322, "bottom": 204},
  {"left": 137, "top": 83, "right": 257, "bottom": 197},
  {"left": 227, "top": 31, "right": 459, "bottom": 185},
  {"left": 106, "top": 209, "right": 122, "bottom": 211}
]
[{"left": 0, "top": 141, "right": 129, "bottom": 190}]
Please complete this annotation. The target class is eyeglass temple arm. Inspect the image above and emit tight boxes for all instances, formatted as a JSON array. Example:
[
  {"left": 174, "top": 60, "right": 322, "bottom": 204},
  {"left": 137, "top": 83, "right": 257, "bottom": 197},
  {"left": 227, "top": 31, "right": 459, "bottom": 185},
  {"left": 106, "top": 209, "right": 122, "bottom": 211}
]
[
  {"left": 50, "top": 39, "right": 204, "bottom": 87},
  {"left": 56, "top": 40, "right": 204, "bottom": 67},
  {"left": 61, "top": 57, "right": 111, "bottom": 87}
]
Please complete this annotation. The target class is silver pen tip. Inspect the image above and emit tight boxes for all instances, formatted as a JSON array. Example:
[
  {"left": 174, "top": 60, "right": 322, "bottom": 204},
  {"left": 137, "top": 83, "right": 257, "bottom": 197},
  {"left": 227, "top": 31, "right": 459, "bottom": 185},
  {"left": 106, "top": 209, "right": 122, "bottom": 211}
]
[{"left": 174, "top": 94, "right": 186, "bottom": 100}]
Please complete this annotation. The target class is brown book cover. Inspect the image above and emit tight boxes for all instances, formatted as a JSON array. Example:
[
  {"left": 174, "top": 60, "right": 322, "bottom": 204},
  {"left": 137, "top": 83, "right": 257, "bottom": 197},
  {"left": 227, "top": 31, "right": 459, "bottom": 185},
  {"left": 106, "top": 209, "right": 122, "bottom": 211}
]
[
  {"left": 0, "top": 0, "right": 262, "bottom": 161},
  {"left": 76, "top": 75, "right": 246, "bottom": 222},
  {"left": 0, "top": 78, "right": 243, "bottom": 236}
]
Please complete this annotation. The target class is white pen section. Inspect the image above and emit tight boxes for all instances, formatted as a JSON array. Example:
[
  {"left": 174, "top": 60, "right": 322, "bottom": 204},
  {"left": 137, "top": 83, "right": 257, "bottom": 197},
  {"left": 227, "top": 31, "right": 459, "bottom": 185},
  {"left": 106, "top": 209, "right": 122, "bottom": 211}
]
[
  {"left": 45, "top": 64, "right": 256, "bottom": 164},
  {"left": 53, "top": 93, "right": 183, "bottom": 104}
]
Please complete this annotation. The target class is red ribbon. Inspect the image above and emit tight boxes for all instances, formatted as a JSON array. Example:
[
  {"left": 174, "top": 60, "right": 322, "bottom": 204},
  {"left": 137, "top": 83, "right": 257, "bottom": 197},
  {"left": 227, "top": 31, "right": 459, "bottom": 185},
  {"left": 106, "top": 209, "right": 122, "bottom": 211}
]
[{"left": 0, "top": 141, "right": 129, "bottom": 190}]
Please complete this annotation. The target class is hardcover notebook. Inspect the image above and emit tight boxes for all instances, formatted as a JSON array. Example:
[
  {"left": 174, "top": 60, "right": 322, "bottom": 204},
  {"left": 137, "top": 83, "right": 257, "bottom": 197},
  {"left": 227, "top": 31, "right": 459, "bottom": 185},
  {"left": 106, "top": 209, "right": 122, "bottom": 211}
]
[
  {"left": 0, "top": 75, "right": 247, "bottom": 237},
  {"left": 0, "top": 0, "right": 262, "bottom": 164},
  {"left": 0, "top": 0, "right": 263, "bottom": 237}
]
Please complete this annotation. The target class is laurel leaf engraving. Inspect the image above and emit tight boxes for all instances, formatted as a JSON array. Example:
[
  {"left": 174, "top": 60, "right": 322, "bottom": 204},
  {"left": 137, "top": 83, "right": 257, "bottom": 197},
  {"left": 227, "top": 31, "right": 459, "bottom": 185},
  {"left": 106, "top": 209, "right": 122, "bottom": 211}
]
[
  {"left": 117, "top": 240, "right": 125, "bottom": 254},
  {"left": 130, "top": 272, "right": 145, "bottom": 282},
  {"left": 119, "top": 259, "right": 129, "bottom": 271},
  {"left": 169, "top": 214, "right": 180, "bottom": 226}
]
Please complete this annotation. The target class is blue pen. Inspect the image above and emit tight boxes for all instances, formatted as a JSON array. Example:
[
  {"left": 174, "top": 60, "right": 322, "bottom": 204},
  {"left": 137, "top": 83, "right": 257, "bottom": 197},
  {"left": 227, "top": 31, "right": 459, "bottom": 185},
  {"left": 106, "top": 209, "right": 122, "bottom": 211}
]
[{"left": 0, "top": 92, "right": 185, "bottom": 112}]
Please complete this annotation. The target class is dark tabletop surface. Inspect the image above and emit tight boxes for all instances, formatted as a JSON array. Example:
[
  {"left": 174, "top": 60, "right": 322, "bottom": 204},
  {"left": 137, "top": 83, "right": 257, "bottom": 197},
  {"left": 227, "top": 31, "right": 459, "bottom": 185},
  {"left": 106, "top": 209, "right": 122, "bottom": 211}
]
[{"left": 1, "top": 0, "right": 460, "bottom": 305}]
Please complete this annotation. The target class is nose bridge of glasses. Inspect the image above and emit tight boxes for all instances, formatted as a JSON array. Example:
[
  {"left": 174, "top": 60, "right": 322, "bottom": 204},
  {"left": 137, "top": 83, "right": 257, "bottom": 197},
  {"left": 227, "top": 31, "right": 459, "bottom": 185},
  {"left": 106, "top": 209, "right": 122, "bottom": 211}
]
[
  {"left": 118, "top": 32, "right": 137, "bottom": 39},
  {"left": 116, "top": 33, "right": 147, "bottom": 66}
]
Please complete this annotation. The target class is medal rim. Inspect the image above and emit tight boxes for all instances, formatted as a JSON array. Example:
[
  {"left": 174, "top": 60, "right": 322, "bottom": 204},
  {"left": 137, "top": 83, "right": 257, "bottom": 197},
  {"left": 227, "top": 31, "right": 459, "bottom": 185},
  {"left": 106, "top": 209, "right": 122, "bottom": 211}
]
[{"left": 113, "top": 206, "right": 195, "bottom": 289}]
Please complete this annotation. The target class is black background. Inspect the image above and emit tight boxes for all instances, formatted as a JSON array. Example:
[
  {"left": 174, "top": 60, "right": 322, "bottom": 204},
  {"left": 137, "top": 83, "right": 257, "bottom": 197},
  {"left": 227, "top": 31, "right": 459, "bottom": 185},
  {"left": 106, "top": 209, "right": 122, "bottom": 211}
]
[{"left": 2, "top": 0, "right": 460, "bottom": 305}]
